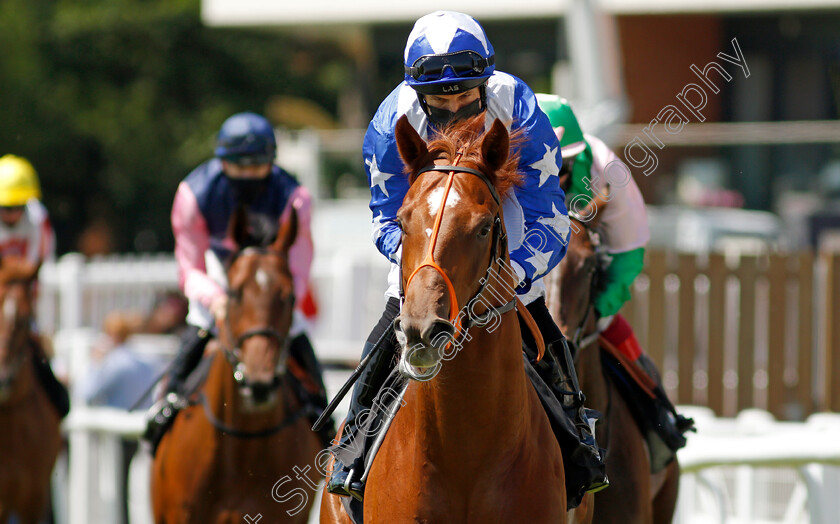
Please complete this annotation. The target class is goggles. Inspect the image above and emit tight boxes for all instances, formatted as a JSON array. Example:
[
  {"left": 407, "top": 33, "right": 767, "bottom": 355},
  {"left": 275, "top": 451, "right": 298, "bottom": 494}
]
[
  {"left": 0, "top": 205, "right": 25, "bottom": 213},
  {"left": 406, "top": 51, "right": 494, "bottom": 82}
]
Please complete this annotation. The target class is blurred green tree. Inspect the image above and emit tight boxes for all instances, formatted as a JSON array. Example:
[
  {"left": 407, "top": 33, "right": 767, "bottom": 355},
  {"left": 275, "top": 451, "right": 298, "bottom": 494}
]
[{"left": 0, "top": 0, "right": 348, "bottom": 254}]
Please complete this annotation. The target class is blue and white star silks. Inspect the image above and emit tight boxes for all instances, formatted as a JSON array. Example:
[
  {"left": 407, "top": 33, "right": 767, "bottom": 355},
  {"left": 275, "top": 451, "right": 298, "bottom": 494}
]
[
  {"left": 525, "top": 248, "right": 554, "bottom": 278},
  {"left": 531, "top": 143, "right": 561, "bottom": 187},
  {"left": 363, "top": 71, "right": 569, "bottom": 294},
  {"left": 539, "top": 203, "right": 571, "bottom": 245},
  {"left": 367, "top": 154, "right": 395, "bottom": 197},
  {"left": 372, "top": 211, "right": 387, "bottom": 243}
]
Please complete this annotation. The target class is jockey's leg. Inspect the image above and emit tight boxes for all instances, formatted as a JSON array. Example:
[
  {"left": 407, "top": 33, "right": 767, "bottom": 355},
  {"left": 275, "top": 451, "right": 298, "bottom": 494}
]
[
  {"left": 142, "top": 325, "right": 212, "bottom": 451},
  {"left": 327, "top": 297, "right": 399, "bottom": 501},
  {"left": 165, "top": 325, "right": 212, "bottom": 395},
  {"left": 30, "top": 336, "right": 70, "bottom": 418},
  {"left": 600, "top": 313, "right": 695, "bottom": 446},
  {"left": 287, "top": 333, "right": 336, "bottom": 448},
  {"left": 523, "top": 297, "right": 609, "bottom": 506}
]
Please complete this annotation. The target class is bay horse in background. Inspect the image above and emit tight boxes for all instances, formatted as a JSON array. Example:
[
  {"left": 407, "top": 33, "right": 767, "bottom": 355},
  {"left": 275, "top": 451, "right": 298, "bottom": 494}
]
[
  {"left": 0, "top": 275, "right": 62, "bottom": 524},
  {"left": 321, "top": 115, "right": 572, "bottom": 523},
  {"left": 151, "top": 207, "right": 321, "bottom": 524},
  {"left": 547, "top": 194, "right": 680, "bottom": 523}
]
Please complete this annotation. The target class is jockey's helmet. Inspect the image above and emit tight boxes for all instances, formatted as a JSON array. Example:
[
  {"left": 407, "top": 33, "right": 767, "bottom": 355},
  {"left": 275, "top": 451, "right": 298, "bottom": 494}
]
[
  {"left": 0, "top": 155, "right": 41, "bottom": 207},
  {"left": 404, "top": 11, "right": 495, "bottom": 96},
  {"left": 535, "top": 94, "right": 587, "bottom": 158},
  {"left": 215, "top": 112, "right": 277, "bottom": 165}
]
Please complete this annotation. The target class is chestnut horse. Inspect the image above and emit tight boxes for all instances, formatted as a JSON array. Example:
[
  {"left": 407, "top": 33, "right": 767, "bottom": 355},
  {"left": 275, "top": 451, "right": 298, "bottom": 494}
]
[
  {"left": 321, "top": 115, "right": 569, "bottom": 523},
  {"left": 548, "top": 199, "right": 680, "bottom": 524},
  {"left": 0, "top": 277, "right": 62, "bottom": 524},
  {"left": 152, "top": 208, "right": 321, "bottom": 524}
]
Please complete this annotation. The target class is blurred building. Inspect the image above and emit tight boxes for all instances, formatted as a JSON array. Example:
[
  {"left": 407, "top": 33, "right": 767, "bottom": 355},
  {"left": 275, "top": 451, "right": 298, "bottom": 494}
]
[{"left": 202, "top": 0, "right": 840, "bottom": 252}]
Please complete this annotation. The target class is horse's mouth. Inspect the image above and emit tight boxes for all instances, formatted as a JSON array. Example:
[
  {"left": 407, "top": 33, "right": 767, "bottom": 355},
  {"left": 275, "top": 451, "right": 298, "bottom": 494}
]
[
  {"left": 240, "top": 381, "right": 278, "bottom": 409},
  {"left": 398, "top": 345, "right": 442, "bottom": 382}
]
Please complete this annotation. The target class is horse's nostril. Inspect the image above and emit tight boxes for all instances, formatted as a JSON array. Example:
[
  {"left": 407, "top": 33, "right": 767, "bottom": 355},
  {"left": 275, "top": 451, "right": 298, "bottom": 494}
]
[{"left": 424, "top": 319, "right": 455, "bottom": 346}]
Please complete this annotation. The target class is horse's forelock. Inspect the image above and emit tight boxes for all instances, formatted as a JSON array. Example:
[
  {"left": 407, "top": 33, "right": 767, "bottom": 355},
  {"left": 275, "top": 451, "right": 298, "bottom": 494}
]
[{"left": 417, "top": 116, "right": 524, "bottom": 198}]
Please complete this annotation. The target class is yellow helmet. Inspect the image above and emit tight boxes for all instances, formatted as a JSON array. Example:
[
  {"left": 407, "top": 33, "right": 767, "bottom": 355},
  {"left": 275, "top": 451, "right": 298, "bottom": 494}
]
[{"left": 0, "top": 155, "right": 41, "bottom": 207}]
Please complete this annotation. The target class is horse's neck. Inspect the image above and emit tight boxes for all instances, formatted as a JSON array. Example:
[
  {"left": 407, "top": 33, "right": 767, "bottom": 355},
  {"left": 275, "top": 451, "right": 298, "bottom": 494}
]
[
  {"left": 0, "top": 350, "right": 35, "bottom": 408},
  {"left": 411, "top": 315, "right": 533, "bottom": 459}
]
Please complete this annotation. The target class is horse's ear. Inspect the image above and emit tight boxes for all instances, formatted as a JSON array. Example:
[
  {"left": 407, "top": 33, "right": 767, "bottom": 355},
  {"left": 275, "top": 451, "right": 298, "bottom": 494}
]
[
  {"left": 395, "top": 115, "right": 428, "bottom": 175},
  {"left": 481, "top": 119, "right": 510, "bottom": 173},
  {"left": 273, "top": 207, "right": 298, "bottom": 254},
  {"left": 229, "top": 204, "right": 250, "bottom": 248}
]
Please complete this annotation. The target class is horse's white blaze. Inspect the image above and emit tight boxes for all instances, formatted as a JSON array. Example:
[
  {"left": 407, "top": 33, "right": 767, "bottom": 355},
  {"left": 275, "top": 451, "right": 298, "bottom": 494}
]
[
  {"left": 427, "top": 186, "right": 461, "bottom": 216},
  {"left": 3, "top": 296, "right": 16, "bottom": 324},
  {"left": 425, "top": 228, "right": 433, "bottom": 238},
  {"left": 255, "top": 268, "right": 270, "bottom": 291}
]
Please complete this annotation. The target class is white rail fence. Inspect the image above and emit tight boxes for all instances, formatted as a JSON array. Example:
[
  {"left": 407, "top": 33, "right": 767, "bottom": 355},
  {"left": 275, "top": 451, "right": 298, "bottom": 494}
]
[
  {"left": 55, "top": 404, "right": 840, "bottom": 524},
  {"left": 34, "top": 253, "right": 840, "bottom": 523}
]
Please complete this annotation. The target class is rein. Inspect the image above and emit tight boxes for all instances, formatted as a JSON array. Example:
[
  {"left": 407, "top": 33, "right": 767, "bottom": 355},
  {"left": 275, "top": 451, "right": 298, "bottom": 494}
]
[
  {"left": 400, "top": 152, "right": 515, "bottom": 340},
  {"left": 197, "top": 390, "right": 313, "bottom": 439},
  {"left": 566, "top": 214, "right": 604, "bottom": 350}
]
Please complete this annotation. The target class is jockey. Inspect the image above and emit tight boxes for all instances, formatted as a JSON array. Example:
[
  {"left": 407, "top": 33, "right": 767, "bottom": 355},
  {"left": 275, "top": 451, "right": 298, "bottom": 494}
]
[
  {"left": 536, "top": 94, "right": 695, "bottom": 449},
  {"left": 142, "top": 112, "right": 334, "bottom": 450},
  {"left": 327, "top": 11, "right": 608, "bottom": 506},
  {"left": 0, "top": 154, "right": 69, "bottom": 418}
]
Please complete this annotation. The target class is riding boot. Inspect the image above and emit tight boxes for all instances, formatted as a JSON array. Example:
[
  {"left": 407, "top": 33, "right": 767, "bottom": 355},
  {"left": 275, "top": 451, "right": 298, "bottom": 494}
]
[
  {"left": 635, "top": 353, "right": 695, "bottom": 449},
  {"left": 326, "top": 336, "right": 397, "bottom": 501},
  {"left": 30, "top": 337, "right": 70, "bottom": 418},
  {"left": 142, "top": 325, "right": 212, "bottom": 451},
  {"left": 542, "top": 339, "right": 609, "bottom": 494},
  {"left": 287, "top": 333, "right": 335, "bottom": 449},
  {"left": 327, "top": 298, "right": 399, "bottom": 501}
]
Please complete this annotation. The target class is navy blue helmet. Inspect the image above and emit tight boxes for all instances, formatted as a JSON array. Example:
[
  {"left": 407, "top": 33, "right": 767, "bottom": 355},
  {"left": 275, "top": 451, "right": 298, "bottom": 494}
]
[{"left": 215, "top": 112, "right": 276, "bottom": 164}]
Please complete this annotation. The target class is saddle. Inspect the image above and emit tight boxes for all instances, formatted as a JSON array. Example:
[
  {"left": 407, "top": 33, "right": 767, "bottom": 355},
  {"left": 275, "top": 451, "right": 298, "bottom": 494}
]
[{"left": 598, "top": 337, "right": 695, "bottom": 473}]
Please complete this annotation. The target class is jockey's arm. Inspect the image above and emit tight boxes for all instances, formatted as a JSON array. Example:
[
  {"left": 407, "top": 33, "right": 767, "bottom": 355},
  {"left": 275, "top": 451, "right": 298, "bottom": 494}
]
[
  {"left": 595, "top": 247, "right": 645, "bottom": 318},
  {"left": 584, "top": 134, "right": 650, "bottom": 318},
  {"left": 285, "top": 184, "right": 314, "bottom": 302},
  {"left": 506, "top": 85, "right": 569, "bottom": 292},
  {"left": 363, "top": 113, "right": 411, "bottom": 264},
  {"left": 171, "top": 182, "right": 226, "bottom": 314},
  {"left": 0, "top": 255, "right": 39, "bottom": 282}
]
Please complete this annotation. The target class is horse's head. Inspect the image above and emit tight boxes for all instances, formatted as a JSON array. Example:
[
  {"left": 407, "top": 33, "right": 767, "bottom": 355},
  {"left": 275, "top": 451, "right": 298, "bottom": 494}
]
[
  {"left": 556, "top": 192, "right": 609, "bottom": 343},
  {"left": 393, "top": 114, "right": 521, "bottom": 380},
  {"left": 0, "top": 271, "right": 35, "bottom": 398},
  {"left": 218, "top": 206, "right": 297, "bottom": 406}
]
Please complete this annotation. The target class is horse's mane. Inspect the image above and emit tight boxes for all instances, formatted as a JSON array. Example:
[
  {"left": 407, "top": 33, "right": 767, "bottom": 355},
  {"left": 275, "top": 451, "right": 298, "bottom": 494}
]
[{"left": 409, "top": 114, "right": 524, "bottom": 199}]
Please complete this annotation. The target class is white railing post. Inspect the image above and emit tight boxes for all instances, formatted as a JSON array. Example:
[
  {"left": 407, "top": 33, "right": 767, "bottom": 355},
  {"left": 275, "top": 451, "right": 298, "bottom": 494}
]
[{"left": 58, "top": 253, "right": 85, "bottom": 331}]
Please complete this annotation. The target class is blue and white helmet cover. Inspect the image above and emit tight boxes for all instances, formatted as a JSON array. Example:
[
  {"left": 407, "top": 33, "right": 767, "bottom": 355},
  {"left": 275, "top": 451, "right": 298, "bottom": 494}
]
[{"left": 403, "top": 11, "right": 495, "bottom": 89}]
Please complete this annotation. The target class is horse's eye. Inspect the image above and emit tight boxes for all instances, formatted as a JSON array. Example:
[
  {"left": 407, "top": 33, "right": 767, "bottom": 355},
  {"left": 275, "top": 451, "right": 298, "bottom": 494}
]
[
  {"left": 227, "top": 288, "right": 243, "bottom": 301},
  {"left": 478, "top": 223, "right": 492, "bottom": 238}
]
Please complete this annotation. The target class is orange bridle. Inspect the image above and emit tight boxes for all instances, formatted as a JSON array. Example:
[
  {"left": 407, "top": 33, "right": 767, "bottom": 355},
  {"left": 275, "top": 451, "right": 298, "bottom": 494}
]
[
  {"left": 401, "top": 151, "right": 508, "bottom": 330},
  {"left": 403, "top": 152, "right": 465, "bottom": 325}
]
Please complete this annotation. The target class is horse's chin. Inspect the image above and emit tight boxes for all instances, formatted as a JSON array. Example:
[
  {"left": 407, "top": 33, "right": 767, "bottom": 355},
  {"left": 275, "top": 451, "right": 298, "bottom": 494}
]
[{"left": 239, "top": 384, "right": 278, "bottom": 411}]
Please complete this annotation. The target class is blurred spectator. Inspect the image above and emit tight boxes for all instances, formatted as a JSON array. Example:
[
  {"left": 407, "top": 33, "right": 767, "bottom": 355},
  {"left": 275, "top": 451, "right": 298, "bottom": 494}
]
[
  {"left": 78, "top": 311, "right": 159, "bottom": 410},
  {"left": 143, "top": 291, "right": 188, "bottom": 337},
  {"left": 76, "top": 218, "right": 115, "bottom": 258}
]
